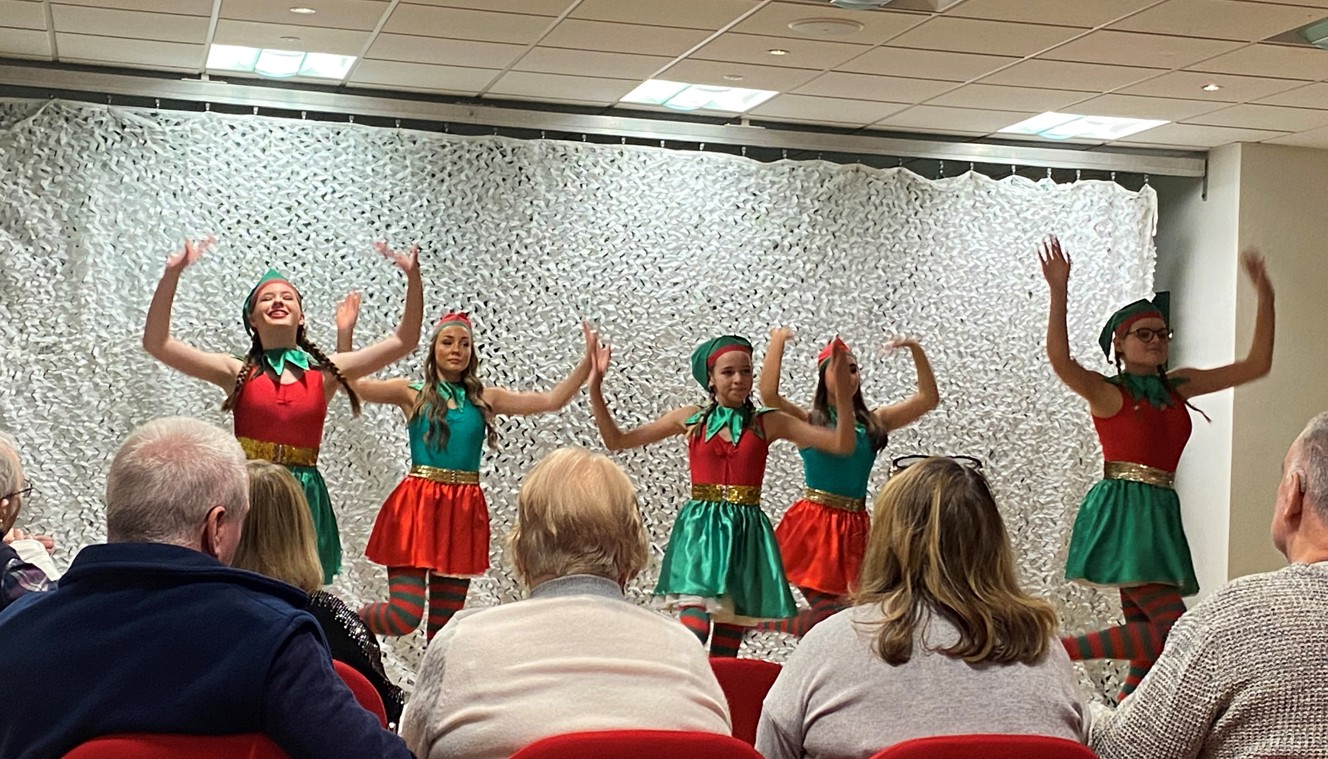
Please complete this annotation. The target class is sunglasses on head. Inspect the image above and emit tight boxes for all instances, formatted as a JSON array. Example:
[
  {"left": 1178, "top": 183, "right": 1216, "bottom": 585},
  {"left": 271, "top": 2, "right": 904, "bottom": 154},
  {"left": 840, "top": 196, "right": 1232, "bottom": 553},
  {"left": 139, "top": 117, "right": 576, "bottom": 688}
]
[{"left": 890, "top": 455, "right": 984, "bottom": 472}]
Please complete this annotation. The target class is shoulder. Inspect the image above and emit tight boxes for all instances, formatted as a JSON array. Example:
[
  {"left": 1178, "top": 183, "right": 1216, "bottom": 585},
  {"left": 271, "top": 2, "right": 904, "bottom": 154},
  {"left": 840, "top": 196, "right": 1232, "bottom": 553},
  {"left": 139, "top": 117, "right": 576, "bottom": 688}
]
[{"left": 1197, "top": 564, "right": 1327, "bottom": 620}]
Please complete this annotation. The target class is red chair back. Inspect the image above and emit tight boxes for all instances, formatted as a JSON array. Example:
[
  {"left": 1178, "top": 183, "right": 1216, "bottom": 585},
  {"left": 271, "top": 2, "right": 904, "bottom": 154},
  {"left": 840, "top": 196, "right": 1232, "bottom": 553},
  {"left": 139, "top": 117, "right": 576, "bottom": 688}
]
[
  {"left": 62, "top": 733, "right": 290, "bottom": 758},
  {"left": 332, "top": 659, "right": 388, "bottom": 727},
  {"left": 509, "top": 729, "right": 763, "bottom": 759},
  {"left": 708, "top": 657, "right": 782, "bottom": 745},
  {"left": 870, "top": 734, "right": 1098, "bottom": 759}
]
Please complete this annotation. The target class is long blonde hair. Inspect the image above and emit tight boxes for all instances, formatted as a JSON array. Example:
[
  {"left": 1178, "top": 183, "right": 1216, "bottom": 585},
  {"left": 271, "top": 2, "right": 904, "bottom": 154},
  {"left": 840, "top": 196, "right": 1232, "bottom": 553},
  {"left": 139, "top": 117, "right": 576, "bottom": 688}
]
[
  {"left": 231, "top": 460, "right": 322, "bottom": 593},
  {"left": 854, "top": 457, "right": 1057, "bottom": 665}
]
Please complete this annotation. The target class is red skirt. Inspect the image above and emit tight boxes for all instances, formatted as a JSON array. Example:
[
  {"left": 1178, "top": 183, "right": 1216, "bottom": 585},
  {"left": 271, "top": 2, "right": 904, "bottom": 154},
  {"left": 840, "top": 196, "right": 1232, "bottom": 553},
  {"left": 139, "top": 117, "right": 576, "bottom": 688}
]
[
  {"left": 774, "top": 499, "right": 870, "bottom": 596},
  {"left": 364, "top": 477, "right": 490, "bottom": 576}
]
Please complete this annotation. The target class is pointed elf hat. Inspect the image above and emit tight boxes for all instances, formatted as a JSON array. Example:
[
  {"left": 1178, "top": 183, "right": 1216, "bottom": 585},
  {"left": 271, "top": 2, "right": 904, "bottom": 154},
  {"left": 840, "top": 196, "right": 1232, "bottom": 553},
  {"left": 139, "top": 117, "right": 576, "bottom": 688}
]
[
  {"left": 1098, "top": 292, "right": 1170, "bottom": 358},
  {"left": 242, "top": 269, "right": 300, "bottom": 336},
  {"left": 434, "top": 310, "right": 473, "bottom": 335},
  {"left": 690, "top": 335, "right": 753, "bottom": 389}
]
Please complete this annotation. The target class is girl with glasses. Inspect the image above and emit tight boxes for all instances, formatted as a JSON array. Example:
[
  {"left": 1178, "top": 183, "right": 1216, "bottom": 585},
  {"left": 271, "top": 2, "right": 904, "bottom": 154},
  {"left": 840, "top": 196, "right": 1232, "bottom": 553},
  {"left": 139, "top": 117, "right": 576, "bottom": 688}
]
[
  {"left": 758, "top": 329, "right": 939, "bottom": 637},
  {"left": 1038, "top": 234, "right": 1275, "bottom": 699}
]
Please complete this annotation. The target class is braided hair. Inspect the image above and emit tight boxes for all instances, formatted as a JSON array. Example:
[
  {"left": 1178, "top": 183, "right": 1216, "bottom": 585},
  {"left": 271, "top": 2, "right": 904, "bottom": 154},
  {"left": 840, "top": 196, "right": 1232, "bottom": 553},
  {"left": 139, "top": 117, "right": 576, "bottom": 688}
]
[
  {"left": 687, "top": 389, "right": 759, "bottom": 440},
  {"left": 1109, "top": 350, "right": 1209, "bottom": 423},
  {"left": 220, "top": 326, "right": 361, "bottom": 416},
  {"left": 412, "top": 332, "right": 498, "bottom": 450}
]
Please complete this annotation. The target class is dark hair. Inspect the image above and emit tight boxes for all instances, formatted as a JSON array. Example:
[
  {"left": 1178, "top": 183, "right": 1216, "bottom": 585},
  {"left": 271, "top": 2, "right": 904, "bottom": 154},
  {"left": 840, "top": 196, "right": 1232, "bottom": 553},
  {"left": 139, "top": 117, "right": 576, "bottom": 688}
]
[
  {"left": 222, "top": 325, "right": 360, "bottom": 415},
  {"left": 808, "top": 362, "right": 889, "bottom": 451},
  {"left": 412, "top": 327, "right": 498, "bottom": 449}
]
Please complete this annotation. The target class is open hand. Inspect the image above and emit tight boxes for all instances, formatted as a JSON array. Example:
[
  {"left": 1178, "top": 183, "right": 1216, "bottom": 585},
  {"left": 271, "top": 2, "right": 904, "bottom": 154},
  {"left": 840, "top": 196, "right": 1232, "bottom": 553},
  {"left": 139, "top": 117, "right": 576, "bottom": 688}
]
[
  {"left": 374, "top": 241, "right": 421, "bottom": 274},
  {"left": 884, "top": 336, "right": 920, "bottom": 354},
  {"left": 770, "top": 326, "right": 795, "bottom": 343},
  {"left": 336, "top": 291, "right": 361, "bottom": 334},
  {"left": 1037, "top": 234, "right": 1071, "bottom": 291},
  {"left": 165, "top": 235, "right": 215, "bottom": 272},
  {"left": 1240, "top": 248, "right": 1272, "bottom": 295}
]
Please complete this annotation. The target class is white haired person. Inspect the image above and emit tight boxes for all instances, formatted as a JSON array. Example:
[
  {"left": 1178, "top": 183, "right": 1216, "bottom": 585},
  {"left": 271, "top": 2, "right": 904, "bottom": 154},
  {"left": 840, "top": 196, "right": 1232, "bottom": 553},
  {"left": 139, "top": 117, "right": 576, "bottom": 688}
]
[
  {"left": 402, "top": 447, "right": 731, "bottom": 759},
  {"left": 0, "top": 430, "right": 56, "bottom": 611}
]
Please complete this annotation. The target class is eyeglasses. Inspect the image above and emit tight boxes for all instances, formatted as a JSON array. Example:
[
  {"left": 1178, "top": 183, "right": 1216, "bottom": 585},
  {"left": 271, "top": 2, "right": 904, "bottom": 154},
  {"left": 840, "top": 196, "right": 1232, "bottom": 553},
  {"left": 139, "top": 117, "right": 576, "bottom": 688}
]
[
  {"left": 891, "top": 455, "right": 983, "bottom": 472},
  {"left": 1, "top": 485, "right": 32, "bottom": 502},
  {"left": 1124, "top": 327, "right": 1173, "bottom": 343}
]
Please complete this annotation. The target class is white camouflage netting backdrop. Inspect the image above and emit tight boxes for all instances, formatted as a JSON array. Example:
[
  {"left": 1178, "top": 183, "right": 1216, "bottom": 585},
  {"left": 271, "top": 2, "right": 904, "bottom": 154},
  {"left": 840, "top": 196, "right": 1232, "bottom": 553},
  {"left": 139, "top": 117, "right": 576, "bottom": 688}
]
[{"left": 0, "top": 99, "right": 1159, "bottom": 701}]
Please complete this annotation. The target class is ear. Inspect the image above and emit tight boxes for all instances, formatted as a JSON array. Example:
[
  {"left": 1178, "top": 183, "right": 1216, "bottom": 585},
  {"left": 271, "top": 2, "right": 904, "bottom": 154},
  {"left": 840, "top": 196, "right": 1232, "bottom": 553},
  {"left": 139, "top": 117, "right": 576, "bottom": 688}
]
[
  {"left": 0, "top": 497, "right": 14, "bottom": 534},
  {"left": 201, "top": 505, "right": 227, "bottom": 561},
  {"left": 1282, "top": 471, "right": 1306, "bottom": 530}
]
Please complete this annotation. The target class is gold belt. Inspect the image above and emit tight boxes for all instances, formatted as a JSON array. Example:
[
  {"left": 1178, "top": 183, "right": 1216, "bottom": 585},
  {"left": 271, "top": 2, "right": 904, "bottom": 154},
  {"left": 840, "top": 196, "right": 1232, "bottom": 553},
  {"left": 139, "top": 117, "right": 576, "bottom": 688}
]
[
  {"left": 691, "top": 484, "right": 762, "bottom": 506},
  {"left": 409, "top": 465, "right": 480, "bottom": 485},
  {"left": 1104, "top": 461, "right": 1174, "bottom": 489},
  {"left": 238, "top": 437, "right": 319, "bottom": 467},
  {"left": 803, "top": 487, "right": 867, "bottom": 513}
]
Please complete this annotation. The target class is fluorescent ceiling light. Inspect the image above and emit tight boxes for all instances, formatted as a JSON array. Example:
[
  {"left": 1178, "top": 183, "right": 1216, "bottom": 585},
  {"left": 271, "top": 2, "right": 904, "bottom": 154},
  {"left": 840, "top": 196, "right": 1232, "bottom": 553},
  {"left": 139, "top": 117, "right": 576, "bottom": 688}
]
[
  {"left": 206, "top": 44, "right": 355, "bottom": 81},
  {"left": 620, "top": 79, "right": 778, "bottom": 113},
  {"left": 999, "top": 111, "right": 1168, "bottom": 141}
]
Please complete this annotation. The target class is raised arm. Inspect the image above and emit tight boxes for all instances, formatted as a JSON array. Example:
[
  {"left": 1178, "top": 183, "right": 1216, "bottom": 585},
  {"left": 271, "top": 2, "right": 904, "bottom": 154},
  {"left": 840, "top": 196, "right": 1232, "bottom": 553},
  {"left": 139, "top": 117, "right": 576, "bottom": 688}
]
[
  {"left": 1038, "top": 235, "right": 1121, "bottom": 417},
  {"left": 485, "top": 321, "right": 594, "bottom": 417},
  {"left": 759, "top": 327, "right": 809, "bottom": 421},
  {"left": 328, "top": 243, "right": 423, "bottom": 381},
  {"left": 142, "top": 236, "right": 243, "bottom": 390},
  {"left": 587, "top": 337, "right": 693, "bottom": 451},
  {"left": 1171, "top": 249, "right": 1275, "bottom": 398},
  {"left": 873, "top": 338, "right": 940, "bottom": 431},
  {"left": 335, "top": 291, "right": 360, "bottom": 354},
  {"left": 765, "top": 347, "right": 856, "bottom": 455}
]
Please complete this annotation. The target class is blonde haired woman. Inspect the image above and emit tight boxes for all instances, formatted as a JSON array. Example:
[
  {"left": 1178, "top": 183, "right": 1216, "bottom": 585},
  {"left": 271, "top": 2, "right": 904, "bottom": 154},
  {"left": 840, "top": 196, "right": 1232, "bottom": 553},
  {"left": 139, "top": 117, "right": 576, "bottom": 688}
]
[
  {"left": 756, "top": 457, "right": 1086, "bottom": 759},
  {"left": 232, "top": 461, "right": 406, "bottom": 726},
  {"left": 402, "top": 447, "right": 731, "bottom": 759}
]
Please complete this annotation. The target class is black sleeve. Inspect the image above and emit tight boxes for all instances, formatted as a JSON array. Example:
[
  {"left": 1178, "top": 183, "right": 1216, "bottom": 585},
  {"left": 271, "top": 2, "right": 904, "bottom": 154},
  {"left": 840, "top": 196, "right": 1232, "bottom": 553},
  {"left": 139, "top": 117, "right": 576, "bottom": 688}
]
[{"left": 307, "top": 594, "right": 407, "bottom": 726}]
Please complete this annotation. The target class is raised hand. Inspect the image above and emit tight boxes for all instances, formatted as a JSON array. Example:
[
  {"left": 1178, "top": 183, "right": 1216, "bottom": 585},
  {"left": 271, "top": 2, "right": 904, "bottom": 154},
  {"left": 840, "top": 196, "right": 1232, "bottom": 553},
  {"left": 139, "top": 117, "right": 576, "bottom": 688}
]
[
  {"left": 828, "top": 340, "right": 851, "bottom": 387},
  {"left": 588, "top": 333, "right": 612, "bottom": 385},
  {"left": 1241, "top": 248, "right": 1273, "bottom": 295},
  {"left": 336, "top": 291, "right": 362, "bottom": 334},
  {"left": 374, "top": 241, "right": 421, "bottom": 274},
  {"left": 1037, "top": 234, "right": 1071, "bottom": 292},
  {"left": 165, "top": 235, "right": 215, "bottom": 273},
  {"left": 770, "top": 326, "right": 795, "bottom": 343},
  {"left": 884, "top": 336, "right": 921, "bottom": 353}
]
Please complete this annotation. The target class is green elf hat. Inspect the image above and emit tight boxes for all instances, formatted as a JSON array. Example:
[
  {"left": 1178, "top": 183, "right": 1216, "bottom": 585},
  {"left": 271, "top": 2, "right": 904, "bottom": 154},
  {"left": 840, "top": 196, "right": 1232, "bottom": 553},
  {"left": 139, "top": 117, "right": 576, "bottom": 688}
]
[
  {"left": 242, "top": 269, "right": 300, "bottom": 336},
  {"left": 1098, "top": 292, "right": 1170, "bottom": 358},
  {"left": 690, "top": 335, "right": 753, "bottom": 389}
]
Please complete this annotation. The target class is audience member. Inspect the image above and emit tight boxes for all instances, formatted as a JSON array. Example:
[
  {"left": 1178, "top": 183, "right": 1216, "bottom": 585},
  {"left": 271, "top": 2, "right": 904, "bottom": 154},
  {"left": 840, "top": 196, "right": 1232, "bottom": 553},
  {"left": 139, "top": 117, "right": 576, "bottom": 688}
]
[
  {"left": 1091, "top": 411, "right": 1328, "bottom": 758},
  {"left": 0, "top": 431, "right": 54, "bottom": 611},
  {"left": 757, "top": 457, "right": 1087, "bottom": 759},
  {"left": 0, "top": 417, "right": 412, "bottom": 759},
  {"left": 402, "top": 446, "right": 732, "bottom": 759}
]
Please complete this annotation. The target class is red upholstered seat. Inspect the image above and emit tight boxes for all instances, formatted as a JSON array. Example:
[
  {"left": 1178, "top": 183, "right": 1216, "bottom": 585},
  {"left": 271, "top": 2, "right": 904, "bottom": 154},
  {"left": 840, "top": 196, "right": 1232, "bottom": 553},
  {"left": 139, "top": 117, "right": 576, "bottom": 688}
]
[
  {"left": 508, "top": 729, "right": 763, "bottom": 759},
  {"left": 62, "top": 733, "right": 290, "bottom": 758},
  {"left": 869, "top": 734, "right": 1098, "bottom": 759},
  {"left": 708, "top": 656, "right": 782, "bottom": 745},
  {"left": 332, "top": 659, "right": 388, "bottom": 727}
]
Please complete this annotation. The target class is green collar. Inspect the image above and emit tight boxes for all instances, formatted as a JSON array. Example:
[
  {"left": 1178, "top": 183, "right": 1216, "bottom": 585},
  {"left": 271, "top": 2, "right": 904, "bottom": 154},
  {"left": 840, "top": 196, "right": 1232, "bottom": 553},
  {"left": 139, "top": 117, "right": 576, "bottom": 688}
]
[
  {"left": 1108, "top": 372, "right": 1188, "bottom": 410},
  {"left": 259, "top": 347, "right": 310, "bottom": 378},
  {"left": 437, "top": 381, "right": 466, "bottom": 408},
  {"left": 686, "top": 405, "right": 774, "bottom": 444}
]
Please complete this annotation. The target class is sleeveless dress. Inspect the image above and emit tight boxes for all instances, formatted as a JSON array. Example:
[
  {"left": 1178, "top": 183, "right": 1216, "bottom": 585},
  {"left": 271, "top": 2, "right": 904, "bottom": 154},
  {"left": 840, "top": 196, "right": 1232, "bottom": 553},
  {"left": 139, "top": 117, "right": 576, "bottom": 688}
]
[
  {"left": 232, "top": 366, "right": 340, "bottom": 583},
  {"left": 1065, "top": 380, "right": 1199, "bottom": 596},
  {"left": 364, "top": 384, "right": 490, "bottom": 576},
  {"left": 775, "top": 423, "right": 879, "bottom": 595},
  {"left": 655, "top": 410, "right": 796, "bottom": 624}
]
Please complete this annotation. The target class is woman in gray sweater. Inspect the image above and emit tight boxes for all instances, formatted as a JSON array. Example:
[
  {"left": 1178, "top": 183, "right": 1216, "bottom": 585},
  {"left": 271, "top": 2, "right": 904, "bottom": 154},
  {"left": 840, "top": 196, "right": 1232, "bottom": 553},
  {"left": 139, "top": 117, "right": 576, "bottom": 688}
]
[{"left": 756, "top": 457, "right": 1087, "bottom": 759}]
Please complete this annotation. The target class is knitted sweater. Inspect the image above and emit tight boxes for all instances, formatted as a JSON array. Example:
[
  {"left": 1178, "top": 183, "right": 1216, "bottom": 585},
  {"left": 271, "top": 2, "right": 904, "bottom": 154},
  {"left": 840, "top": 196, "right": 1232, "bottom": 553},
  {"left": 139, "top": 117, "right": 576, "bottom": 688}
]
[{"left": 1091, "top": 562, "right": 1328, "bottom": 759}]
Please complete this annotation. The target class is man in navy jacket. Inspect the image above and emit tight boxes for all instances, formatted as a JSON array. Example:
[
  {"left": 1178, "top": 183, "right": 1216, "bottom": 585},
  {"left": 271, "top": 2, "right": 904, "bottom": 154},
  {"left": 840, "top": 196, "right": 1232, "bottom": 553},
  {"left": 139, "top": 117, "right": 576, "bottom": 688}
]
[{"left": 0, "top": 417, "right": 414, "bottom": 759}]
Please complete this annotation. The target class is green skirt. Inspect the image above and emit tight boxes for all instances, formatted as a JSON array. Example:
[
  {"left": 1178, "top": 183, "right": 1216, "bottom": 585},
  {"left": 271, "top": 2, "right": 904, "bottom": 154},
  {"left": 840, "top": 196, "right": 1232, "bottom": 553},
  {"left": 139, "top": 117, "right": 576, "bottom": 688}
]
[
  {"left": 1065, "top": 478, "right": 1198, "bottom": 597},
  {"left": 655, "top": 498, "right": 796, "bottom": 621},
  {"left": 288, "top": 465, "right": 341, "bottom": 584}
]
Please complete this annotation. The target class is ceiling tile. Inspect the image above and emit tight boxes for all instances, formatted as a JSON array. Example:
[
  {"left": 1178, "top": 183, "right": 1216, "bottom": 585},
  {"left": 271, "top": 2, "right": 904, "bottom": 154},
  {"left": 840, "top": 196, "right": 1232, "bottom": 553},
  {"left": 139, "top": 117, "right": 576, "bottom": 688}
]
[
  {"left": 0, "top": 27, "right": 50, "bottom": 58},
  {"left": 794, "top": 71, "right": 954, "bottom": 102},
  {"left": 1118, "top": 70, "right": 1305, "bottom": 102},
  {"left": 1109, "top": 0, "right": 1324, "bottom": 42},
  {"left": 213, "top": 20, "right": 368, "bottom": 56},
  {"left": 220, "top": 0, "right": 389, "bottom": 31},
  {"left": 945, "top": 0, "right": 1158, "bottom": 28},
  {"left": 886, "top": 17, "right": 1083, "bottom": 57},
  {"left": 732, "top": 4, "right": 927, "bottom": 45},
  {"left": 1113, "top": 122, "right": 1287, "bottom": 147},
  {"left": 541, "top": 19, "right": 710, "bottom": 57},
  {"left": 874, "top": 104, "right": 1033, "bottom": 134},
  {"left": 980, "top": 59, "right": 1159, "bottom": 91},
  {"left": 365, "top": 34, "right": 524, "bottom": 68},
  {"left": 692, "top": 32, "right": 871, "bottom": 69},
  {"left": 514, "top": 47, "right": 672, "bottom": 80},
  {"left": 1263, "top": 124, "right": 1328, "bottom": 148},
  {"left": 58, "top": 32, "right": 203, "bottom": 71},
  {"left": 51, "top": 6, "right": 208, "bottom": 43},
  {"left": 1255, "top": 82, "right": 1328, "bottom": 109},
  {"left": 347, "top": 59, "right": 497, "bottom": 93},
  {"left": 383, "top": 5, "right": 552, "bottom": 42},
  {"left": 657, "top": 58, "right": 820, "bottom": 92},
  {"left": 1218, "top": 0, "right": 1328, "bottom": 7},
  {"left": 839, "top": 47, "right": 1017, "bottom": 82},
  {"left": 1, "top": 0, "right": 47, "bottom": 30},
  {"left": 1068, "top": 93, "right": 1228, "bottom": 121},
  {"left": 486, "top": 71, "right": 638, "bottom": 104},
  {"left": 54, "top": 0, "right": 212, "bottom": 14},
  {"left": 1044, "top": 30, "right": 1243, "bottom": 69},
  {"left": 1187, "top": 44, "right": 1328, "bottom": 80},
  {"left": 926, "top": 83, "right": 1089, "bottom": 111},
  {"left": 569, "top": 0, "right": 758, "bottom": 31},
  {"left": 400, "top": 0, "right": 572, "bottom": 15},
  {"left": 1186, "top": 102, "right": 1328, "bottom": 131},
  {"left": 750, "top": 93, "right": 909, "bottom": 126}
]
